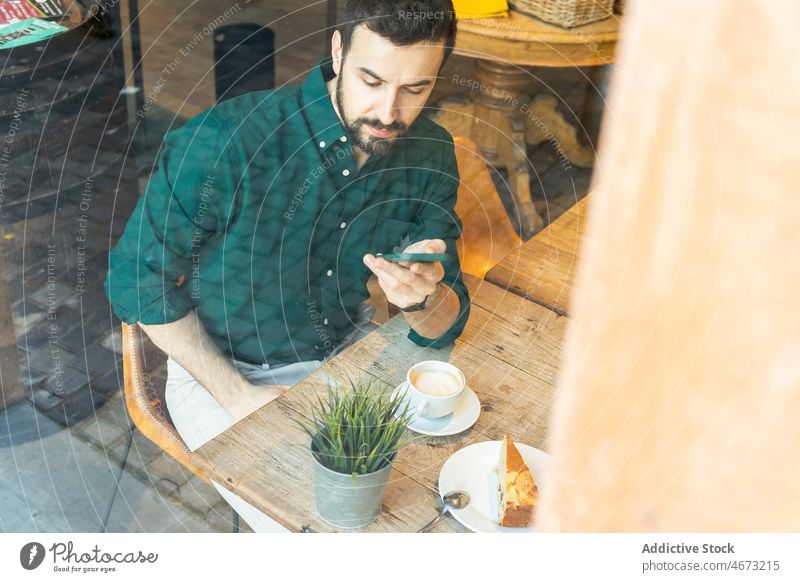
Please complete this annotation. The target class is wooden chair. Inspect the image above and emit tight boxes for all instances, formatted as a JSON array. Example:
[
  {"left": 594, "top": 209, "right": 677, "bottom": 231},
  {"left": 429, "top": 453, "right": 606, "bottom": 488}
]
[
  {"left": 120, "top": 322, "right": 208, "bottom": 482},
  {"left": 102, "top": 323, "right": 240, "bottom": 532}
]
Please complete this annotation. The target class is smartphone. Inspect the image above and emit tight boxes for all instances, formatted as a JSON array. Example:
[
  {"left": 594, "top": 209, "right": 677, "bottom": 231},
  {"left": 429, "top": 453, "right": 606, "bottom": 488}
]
[{"left": 376, "top": 253, "right": 452, "bottom": 263}]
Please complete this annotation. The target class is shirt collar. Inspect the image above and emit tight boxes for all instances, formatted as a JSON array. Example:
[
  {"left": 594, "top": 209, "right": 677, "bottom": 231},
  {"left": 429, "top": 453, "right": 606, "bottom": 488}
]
[{"left": 300, "top": 57, "right": 349, "bottom": 152}]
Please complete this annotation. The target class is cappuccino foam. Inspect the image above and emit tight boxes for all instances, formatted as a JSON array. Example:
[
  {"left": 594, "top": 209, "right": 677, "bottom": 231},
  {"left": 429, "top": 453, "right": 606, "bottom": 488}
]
[{"left": 411, "top": 370, "right": 462, "bottom": 397}]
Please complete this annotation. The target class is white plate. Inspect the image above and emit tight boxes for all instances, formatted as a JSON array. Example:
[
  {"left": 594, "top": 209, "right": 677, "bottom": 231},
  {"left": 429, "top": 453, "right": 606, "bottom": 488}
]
[
  {"left": 438, "top": 440, "right": 548, "bottom": 533},
  {"left": 392, "top": 382, "right": 480, "bottom": 437}
]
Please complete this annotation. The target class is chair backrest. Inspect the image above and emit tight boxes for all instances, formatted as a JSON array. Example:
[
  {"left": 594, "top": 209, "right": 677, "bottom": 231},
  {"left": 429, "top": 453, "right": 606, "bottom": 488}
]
[
  {"left": 453, "top": 136, "right": 523, "bottom": 278},
  {"left": 121, "top": 322, "right": 210, "bottom": 484}
]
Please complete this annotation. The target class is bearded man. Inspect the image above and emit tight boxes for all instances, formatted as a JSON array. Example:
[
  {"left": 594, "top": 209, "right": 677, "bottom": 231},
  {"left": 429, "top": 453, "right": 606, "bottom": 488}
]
[{"left": 105, "top": 0, "right": 469, "bottom": 531}]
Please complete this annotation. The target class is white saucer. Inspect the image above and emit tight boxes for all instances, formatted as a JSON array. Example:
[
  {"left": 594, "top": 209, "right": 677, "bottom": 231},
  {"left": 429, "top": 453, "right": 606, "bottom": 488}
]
[
  {"left": 438, "top": 440, "right": 549, "bottom": 533},
  {"left": 392, "top": 381, "right": 480, "bottom": 436}
]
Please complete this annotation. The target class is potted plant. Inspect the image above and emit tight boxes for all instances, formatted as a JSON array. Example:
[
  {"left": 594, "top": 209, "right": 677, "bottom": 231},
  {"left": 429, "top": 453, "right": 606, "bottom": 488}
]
[{"left": 297, "top": 376, "right": 413, "bottom": 529}]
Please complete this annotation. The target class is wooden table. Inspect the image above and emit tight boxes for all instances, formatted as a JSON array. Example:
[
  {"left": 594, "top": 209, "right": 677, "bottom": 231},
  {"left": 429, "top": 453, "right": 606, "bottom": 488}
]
[
  {"left": 432, "top": 11, "right": 618, "bottom": 236},
  {"left": 485, "top": 196, "right": 588, "bottom": 316},
  {"left": 193, "top": 276, "right": 568, "bottom": 532}
]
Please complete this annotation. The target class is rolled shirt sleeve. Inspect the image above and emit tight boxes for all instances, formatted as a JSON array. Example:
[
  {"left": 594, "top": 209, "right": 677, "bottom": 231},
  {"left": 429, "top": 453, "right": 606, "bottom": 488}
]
[
  {"left": 104, "top": 113, "right": 236, "bottom": 325},
  {"left": 406, "top": 131, "right": 471, "bottom": 349}
]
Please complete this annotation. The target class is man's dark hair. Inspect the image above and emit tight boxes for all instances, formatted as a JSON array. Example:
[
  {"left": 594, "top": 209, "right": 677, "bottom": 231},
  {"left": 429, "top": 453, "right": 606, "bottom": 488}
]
[{"left": 340, "top": 0, "right": 457, "bottom": 63}]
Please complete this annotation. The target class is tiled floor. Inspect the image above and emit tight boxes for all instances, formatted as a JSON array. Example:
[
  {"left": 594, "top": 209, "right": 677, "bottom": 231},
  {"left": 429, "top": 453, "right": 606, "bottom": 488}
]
[
  {"left": 0, "top": 397, "right": 234, "bottom": 532},
  {"left": 1, "top": 0, "right": 598, "bottom": 532}
]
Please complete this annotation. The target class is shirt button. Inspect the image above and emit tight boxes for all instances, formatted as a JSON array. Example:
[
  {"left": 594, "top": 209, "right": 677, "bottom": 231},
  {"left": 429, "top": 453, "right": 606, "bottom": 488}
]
[
  {"left": 340, "top": 222, "right": 347, "bottom": 229},
  {"left": 326, "top": 269, "right": 333, "bottom": 277},
  {"left": 323, "top": 318, "right": 329, "bottom": 325},
  {"left": 339, "top": 136, "right": 347, "bottom": 142},
  {"left": 319, "top": 140, "right": 326, "bottom": 148},
  {"left": 342, "top": 169, "right": 350, "bottom": 177}
]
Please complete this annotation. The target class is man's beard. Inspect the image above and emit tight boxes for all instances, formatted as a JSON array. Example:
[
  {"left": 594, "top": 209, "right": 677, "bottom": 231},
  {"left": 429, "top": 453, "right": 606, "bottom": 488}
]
[{"left": 335, "top": 74, "right": 409, "bottom": 157}]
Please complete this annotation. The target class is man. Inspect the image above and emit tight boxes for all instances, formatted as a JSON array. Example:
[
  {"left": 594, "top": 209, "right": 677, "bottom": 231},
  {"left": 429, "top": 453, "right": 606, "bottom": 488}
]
[{"left": 105, "top": 0, "right": 469, "bottom": 531}]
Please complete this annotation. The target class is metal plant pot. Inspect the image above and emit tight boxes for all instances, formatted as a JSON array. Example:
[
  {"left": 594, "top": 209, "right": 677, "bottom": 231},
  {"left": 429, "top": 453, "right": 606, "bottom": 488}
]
[{"left": 312, "top": 453, "right": 394, "bottom": 529}]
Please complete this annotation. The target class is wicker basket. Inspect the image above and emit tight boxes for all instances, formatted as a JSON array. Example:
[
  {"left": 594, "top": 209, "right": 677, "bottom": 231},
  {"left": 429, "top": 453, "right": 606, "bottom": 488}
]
[{"left": 509, "top": 0, "right": 614, "bottom": 28}]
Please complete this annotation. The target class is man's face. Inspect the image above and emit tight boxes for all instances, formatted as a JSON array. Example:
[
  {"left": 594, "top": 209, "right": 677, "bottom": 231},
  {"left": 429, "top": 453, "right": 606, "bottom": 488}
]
[{"left": 331, "top": 25, "right": 444, "bottom": 156}]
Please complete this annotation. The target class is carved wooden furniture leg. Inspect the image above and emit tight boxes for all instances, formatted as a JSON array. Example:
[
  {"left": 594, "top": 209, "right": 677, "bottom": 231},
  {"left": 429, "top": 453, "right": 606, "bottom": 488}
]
[
  {"left": 496, "top": 114, "right": 543, "bottom": 237},
  {"left": 434, "top": 98, "right": 543, "bottom": 237},
  {"left": 432, "top": 60, "right": 546, "bottom": 236},
  {"left": 470, "top": 60, "right": 543, "bottom": 237},
  {"left": 524, "top": 94, "right": 596, "bottom": 168}
]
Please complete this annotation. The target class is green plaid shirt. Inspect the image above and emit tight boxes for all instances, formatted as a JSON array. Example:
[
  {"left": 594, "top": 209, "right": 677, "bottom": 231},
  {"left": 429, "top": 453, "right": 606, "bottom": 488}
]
[{"left": 105, "top": 58, "right": 470, "bottom": 365}]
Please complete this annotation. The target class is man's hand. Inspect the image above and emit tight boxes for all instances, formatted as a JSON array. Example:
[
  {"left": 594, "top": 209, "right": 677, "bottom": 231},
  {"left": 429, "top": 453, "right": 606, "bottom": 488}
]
[
  {"left": 363, "top": 239, "right": 446, "bottom": 308},
  {"left": 223, "top": 380, "right": 290, "bottom": 423}
]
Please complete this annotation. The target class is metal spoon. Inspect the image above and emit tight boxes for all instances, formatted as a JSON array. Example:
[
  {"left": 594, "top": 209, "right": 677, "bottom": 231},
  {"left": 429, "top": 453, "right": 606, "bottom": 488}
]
[{"left": 417, "top": 491, "right": 470, "bottom": 533}]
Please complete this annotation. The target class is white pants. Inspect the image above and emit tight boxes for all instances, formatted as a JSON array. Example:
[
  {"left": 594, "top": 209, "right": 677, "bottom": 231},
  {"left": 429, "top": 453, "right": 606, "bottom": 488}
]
[{"left": 165, "top": 306, "right": 377, "bottom": 532}]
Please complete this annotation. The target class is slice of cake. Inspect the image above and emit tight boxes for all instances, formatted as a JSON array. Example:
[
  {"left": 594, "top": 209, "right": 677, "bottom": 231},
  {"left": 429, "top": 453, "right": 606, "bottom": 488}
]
[{"left": 497, "top": 435, "right": 538, "bottom": 527}]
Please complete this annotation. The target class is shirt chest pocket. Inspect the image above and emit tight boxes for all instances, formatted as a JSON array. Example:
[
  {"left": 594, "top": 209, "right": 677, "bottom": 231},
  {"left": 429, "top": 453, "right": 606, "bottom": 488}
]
[
  {"left": 338, "top": 217, "right": 416, "bottom": 281},
  {"left": 374, "top": 218, "right": 416, "bottom": 254}
]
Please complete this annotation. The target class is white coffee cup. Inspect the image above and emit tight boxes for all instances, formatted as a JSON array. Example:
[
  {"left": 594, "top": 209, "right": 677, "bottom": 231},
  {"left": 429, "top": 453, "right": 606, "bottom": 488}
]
[{"left": 405, "top": 361, "right": 465, "bottom": 419}]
